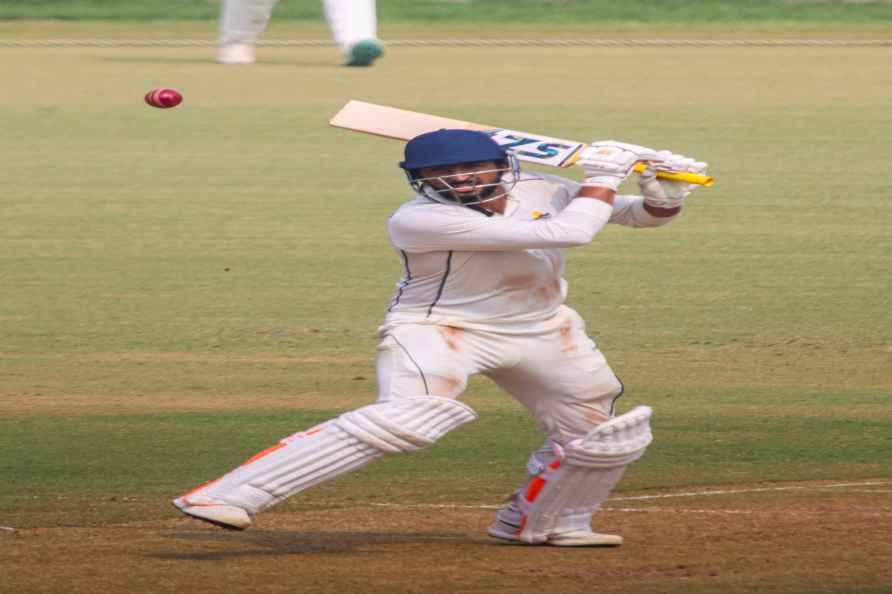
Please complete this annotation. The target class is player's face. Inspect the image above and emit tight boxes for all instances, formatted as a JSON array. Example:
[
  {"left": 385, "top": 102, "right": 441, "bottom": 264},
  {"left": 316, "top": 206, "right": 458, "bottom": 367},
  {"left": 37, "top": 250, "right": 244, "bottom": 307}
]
[{"left": 418, "top": 160, "right": 506, "bottom": 203}]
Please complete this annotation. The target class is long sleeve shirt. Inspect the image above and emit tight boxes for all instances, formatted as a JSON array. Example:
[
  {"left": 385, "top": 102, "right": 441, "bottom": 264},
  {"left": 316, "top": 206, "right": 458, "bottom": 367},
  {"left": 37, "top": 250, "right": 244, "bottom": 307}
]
[{"left": 380, "top": 172, "right": 674, "bottom": 334}]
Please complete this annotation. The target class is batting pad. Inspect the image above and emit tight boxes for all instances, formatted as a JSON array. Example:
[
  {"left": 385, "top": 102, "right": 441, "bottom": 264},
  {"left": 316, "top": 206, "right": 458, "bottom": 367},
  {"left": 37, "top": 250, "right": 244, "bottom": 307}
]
[
  {"left": 518, "top": 405, "right": 653, "bottom": 544},
  {"left": 180, "top": 396, "right": 477, "bottom": 515}
]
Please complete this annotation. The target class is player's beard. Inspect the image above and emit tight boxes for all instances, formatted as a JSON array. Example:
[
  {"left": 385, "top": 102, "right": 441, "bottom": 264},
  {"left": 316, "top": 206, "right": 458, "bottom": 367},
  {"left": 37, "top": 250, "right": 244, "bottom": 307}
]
[
  {"left": 432, "top": 173, "right": 506, "bottom": 205},
  {"left": 451, "top": 180, "right": 502, "bottom": 205}
]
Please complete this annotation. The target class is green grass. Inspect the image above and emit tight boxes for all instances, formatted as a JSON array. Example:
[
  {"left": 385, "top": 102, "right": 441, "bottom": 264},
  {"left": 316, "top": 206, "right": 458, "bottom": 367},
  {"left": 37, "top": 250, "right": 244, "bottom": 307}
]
[
  {"left": 1, "top": 25, "right": 891, "bottom": 532},
  {"left": 2, "top": 0, "right": 892, "bottom": 22},
  {"left": 3, "top": 399, "right": 890, "bottom": 527}
]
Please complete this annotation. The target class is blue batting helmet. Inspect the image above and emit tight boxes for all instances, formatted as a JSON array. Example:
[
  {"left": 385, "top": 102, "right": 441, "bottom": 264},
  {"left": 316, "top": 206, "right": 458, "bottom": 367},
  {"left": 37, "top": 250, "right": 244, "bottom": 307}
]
[{"left": 399, "top": 129, "right": 507, "bottom": 171}]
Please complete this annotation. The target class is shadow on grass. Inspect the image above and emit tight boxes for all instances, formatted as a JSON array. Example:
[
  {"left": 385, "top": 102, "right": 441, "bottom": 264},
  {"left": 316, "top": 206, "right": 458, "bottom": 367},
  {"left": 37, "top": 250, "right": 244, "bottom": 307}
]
[{"left": 156, "top": 528, "right": 490, "bottom": 559}]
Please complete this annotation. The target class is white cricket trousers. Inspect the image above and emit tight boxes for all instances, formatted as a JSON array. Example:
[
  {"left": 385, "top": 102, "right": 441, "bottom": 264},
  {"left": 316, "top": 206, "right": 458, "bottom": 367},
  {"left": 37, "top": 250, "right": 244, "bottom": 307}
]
[
  {"left": 376, "top": 306, "right": 624, "bottom": 445},
  {"left": 220, "top": 0, "right": 377, "bottom": 51}
]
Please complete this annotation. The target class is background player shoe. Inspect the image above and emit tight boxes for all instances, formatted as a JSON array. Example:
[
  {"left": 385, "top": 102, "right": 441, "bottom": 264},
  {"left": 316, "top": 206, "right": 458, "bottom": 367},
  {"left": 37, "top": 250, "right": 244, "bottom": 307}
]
[
  {"left": 173, "top": 496, "right": 253, "bottom": 530},
  {"left": 217, "top": 43, "right": 256, "bottom": 65},
  {"left": 345, "top": 39, "right": 383, "bottom": 66},
  {"left": 487, "top": 517, "right": 623, "bottom": 547}
]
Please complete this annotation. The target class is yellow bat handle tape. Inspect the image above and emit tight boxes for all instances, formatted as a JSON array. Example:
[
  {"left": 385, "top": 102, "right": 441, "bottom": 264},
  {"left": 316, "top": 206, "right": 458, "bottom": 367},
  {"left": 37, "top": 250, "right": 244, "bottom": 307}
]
[
  {"left": 632, "top": 163, "right": 715, "bottom": 187},
  {"left": 565, "top": 152, "right": 714, "bottom": 187}
]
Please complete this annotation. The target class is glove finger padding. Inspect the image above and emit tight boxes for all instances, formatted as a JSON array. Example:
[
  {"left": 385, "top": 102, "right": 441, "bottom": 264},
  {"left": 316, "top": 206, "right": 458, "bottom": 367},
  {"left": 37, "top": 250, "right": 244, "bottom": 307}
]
[
  {"left": 594, "top": 140, "right": 663, "bottom": 162},
  {"left": 638, "top": 152, "right": 708, "bottom": 209},
  {"left": 577, "top": 140, "right": 661, "bottom": 192}
]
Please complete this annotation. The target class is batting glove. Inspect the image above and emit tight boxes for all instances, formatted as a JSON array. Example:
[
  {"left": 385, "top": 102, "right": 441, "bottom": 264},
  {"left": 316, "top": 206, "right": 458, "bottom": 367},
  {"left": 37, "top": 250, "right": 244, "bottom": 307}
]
[
  {"left": 638, "top": 150, "right": 709, "bottom": 209},
  {"left": 576, "top": 140, "right": 661, "bottom": 192}
]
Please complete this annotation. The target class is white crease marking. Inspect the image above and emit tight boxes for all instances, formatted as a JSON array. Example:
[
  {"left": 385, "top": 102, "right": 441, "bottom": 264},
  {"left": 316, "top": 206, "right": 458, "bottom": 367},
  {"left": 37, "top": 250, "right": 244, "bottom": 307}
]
[
  {"left": 604, "top": 507, "right": 754, "bottom": 515},
  {"left": 609, "top": 481, "right": 892, "bottom": 502},
  {"left": 369, "top": 480, "right": 892, "bottom": 510}
]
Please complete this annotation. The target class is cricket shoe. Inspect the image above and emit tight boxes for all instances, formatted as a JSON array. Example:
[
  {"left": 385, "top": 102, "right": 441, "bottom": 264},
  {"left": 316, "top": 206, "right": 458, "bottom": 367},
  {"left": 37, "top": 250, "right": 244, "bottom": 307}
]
[
  {"left": 173, "top": 495, "right": 253, "bottom": 531},
  {"left": 345, "top": 39, "right": 383, "bottom": 67},
  {"left": 217, "top": 43, "right": 256, "bottom": 65},
  {"left": 487, "top": 517, "right": 623, "bottom": 547}
]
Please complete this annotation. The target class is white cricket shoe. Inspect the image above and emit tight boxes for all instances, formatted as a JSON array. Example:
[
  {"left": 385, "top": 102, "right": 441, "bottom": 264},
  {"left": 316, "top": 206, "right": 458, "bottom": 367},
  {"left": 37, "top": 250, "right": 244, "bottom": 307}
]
[
  {"left": 217, "top": 43, "right": 256, "bottom": 65},
  {"left": 487, "top": 517, "right": 623, "bottom": 547},
  {"left": 173, "top": 496, "right": 253, "bottom": 531}
]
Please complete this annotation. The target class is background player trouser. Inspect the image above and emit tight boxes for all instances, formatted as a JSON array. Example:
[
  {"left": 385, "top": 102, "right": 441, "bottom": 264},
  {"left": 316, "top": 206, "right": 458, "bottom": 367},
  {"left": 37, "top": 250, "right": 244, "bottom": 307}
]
[{"left": 220, "top": 0, "right": 377, "bottom": 54}]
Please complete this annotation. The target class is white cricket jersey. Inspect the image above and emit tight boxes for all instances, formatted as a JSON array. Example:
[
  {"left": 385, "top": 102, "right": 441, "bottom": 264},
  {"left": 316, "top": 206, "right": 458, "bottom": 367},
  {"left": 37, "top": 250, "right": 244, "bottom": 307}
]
[{"left": 380, "top": 172, "right": 672, "bottom": 333}]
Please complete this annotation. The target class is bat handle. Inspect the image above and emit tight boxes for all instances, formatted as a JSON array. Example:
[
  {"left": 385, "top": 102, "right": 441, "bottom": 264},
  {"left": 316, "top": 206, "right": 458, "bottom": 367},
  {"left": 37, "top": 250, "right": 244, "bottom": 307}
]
[{"left": 632, "top": 163, "right": 715, "bottom": 187}]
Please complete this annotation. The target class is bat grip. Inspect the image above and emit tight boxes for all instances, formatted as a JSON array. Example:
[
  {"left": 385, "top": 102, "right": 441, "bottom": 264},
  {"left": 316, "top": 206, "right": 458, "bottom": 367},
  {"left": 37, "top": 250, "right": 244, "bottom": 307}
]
[{"left": 633, "top": 163, "right": 714, "bottom": 187}]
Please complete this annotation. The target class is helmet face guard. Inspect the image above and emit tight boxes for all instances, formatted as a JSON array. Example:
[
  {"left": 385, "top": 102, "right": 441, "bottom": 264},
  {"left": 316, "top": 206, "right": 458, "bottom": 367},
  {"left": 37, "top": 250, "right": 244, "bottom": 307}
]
[
  {"left": 399, "top": 129, "right": 522, "bottom": 207},
  {"left": 405, "top": 155, "right": 520, "bottom": 206}
]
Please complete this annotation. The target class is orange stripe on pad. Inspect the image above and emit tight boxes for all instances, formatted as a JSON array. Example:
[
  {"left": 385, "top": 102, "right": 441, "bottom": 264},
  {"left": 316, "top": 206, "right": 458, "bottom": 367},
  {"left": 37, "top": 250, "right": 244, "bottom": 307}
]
[
  {"left": 240, "top": 442, "right": 287, "bottom": 467},
  {"left": 523, "top": 460, "right": 562, "bottom": 502},
  {"left": 180, "top": 477, "right": 222, "bottom": 499},
  {"left": 525, "top": 477, "right": 547, "bottom": 502}
]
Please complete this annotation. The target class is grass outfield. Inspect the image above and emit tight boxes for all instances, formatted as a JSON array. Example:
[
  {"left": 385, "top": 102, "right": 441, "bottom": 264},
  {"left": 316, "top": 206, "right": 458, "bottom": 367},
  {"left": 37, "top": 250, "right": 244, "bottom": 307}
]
[
  {"left": 1, "top": 20, "right": 891, "bottom": 594},
  {"left": 2, "top": 0, "right": 891, "bottom": 22}
]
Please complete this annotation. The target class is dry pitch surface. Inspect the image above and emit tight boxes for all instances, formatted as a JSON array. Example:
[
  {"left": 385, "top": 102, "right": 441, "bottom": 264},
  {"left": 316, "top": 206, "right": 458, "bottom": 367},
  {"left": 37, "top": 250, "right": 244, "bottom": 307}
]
[{"left": 2, "top": 479, "right": 891, "bottom": 594}]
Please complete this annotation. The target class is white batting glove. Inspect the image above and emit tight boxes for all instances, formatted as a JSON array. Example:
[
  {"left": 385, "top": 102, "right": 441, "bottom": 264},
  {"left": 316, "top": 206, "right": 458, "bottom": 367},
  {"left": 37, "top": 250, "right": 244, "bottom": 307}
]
[
  {"left": 576, "top": 140, "right": 661, "bottom": 192},
  {"left": 637, "top": 150, "right": 709, "bottom": 209}
]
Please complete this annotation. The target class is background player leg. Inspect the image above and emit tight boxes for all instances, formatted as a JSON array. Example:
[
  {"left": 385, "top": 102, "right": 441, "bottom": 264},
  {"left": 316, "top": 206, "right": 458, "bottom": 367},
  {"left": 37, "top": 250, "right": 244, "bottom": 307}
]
[
  {"left": 323, "top": 0, "right": 383, "bottom": 66},
  {"left": 217, "top": 0, "right": 279, "bottom": 64}
]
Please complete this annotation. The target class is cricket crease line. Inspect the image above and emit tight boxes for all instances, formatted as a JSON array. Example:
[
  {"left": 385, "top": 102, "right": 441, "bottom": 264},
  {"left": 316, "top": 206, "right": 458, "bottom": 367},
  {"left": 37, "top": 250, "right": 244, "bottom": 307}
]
[
  {"left": 609, "top": 480, "right": 892, "bottom": 502},
  {"left": 604, "top": 507, "right": 892, "bottom": 517},
  {"left": 606, "top": 507, "right": 755, "bottom": 515},
  {"left": 369, "top": 480, "right": 892, "bottom": 510}
]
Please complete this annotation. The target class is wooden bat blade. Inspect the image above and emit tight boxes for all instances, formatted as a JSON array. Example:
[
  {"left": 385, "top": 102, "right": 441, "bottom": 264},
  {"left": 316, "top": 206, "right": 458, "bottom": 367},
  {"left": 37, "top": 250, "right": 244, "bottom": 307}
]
[
  {"left": 329, "top": 100, "right": 479, "bottom": 140},
  {"left": 330, "top": 100, "right": 584, "bottom": 168}
]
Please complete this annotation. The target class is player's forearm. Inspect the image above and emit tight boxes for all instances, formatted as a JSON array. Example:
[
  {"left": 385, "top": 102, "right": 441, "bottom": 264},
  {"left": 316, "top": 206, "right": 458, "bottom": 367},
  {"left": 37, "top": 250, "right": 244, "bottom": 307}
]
[
  {"left": 643, "top": 203, "right": 681, "bottom": 218},
  {"left": 574, "top": 185, "right": 615, "bottom": 205},
  {"left": 609, "top": 195, "right": 679, "bottom": 228}
]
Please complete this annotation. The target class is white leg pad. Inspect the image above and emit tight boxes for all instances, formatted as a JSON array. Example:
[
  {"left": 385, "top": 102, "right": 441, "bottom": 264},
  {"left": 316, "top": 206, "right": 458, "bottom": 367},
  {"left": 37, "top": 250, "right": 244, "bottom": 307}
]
[
  {"left": 176, "top": 397, "right": 476, "bottom": 516},
  {"left": 518, "top": 406, "right": 653, "bottom": 544}
]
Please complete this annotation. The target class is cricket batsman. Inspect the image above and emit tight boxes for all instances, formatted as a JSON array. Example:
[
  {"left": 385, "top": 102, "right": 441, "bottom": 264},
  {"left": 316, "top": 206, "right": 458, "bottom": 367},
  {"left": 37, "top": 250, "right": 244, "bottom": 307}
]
[{"left": 174, "top": 130, "right": 708, "bottom": 546}]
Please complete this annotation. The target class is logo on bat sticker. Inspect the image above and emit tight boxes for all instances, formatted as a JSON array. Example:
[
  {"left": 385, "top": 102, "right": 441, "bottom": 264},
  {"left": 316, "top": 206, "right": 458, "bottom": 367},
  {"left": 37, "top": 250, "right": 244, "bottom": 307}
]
[{"left": 483, "top": 129, "right": 581, "bottom": 165}]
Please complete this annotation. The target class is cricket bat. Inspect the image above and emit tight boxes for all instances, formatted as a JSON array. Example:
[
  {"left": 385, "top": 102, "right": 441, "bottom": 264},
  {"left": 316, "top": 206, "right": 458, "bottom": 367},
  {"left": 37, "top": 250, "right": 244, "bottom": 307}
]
[{"left": 330, "top": 100, "right": 714, "bottom": 187}]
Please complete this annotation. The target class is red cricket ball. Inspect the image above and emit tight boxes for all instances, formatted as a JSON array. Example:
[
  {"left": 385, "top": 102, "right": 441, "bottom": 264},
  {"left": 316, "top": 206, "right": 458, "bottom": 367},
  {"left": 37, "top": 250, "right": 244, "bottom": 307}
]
[{"left": 144, "top": 88, "right": 183, "bottom": 109}]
